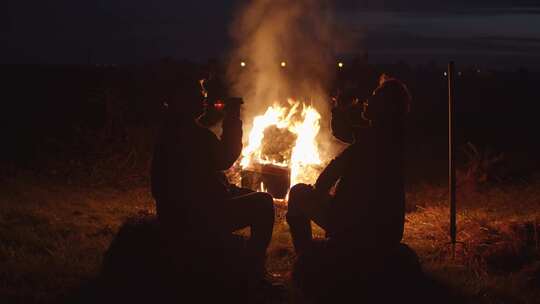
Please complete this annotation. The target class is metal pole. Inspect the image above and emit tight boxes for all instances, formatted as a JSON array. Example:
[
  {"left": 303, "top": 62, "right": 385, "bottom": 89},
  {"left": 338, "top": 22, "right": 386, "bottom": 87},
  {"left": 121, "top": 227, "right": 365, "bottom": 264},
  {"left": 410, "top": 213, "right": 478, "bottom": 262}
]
[{"left": 448, "top": 62, "right": 457, "bottom": 257}]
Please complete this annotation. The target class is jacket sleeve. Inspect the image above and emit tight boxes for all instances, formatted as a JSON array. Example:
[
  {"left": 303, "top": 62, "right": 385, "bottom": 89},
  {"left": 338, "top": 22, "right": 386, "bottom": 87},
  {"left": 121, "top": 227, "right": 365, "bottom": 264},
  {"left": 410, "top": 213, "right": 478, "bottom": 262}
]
[
  {"left": 314, "top": 146, "right": 353, "bottom": 193},
  {"left": 211, "top": 117, "right": 243, "bottom": 170}
]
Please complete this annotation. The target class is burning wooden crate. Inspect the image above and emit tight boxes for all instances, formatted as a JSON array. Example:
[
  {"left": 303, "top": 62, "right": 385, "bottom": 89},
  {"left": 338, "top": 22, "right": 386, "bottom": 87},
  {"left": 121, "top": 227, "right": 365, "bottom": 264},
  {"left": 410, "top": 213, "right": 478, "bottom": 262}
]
[
  {"left": 241, "top": 163, "right": 290, "bottom": 199},
  {"left": 238, "top": 100, "right": 325, "bottom": 200}
]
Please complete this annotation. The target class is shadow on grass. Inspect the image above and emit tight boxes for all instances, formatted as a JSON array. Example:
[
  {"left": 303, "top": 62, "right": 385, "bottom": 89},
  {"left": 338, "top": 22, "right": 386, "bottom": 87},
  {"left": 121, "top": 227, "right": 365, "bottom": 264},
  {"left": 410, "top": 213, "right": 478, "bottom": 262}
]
[
  {"left": 66, "top": 215, "right": 475, "bottom": 304},
  {"left": 291, "top": 239, "right": 471, "bottom": 304},
  {"left": 70, "top": 216, "right": 265, "bottom": 303}
]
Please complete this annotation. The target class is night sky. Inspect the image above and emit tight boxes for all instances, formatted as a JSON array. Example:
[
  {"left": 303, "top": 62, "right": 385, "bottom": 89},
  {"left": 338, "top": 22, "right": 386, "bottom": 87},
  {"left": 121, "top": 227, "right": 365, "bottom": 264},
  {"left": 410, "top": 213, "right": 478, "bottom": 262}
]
[{"left": 4, "top": 0, "right": 540, "bottom": 67}]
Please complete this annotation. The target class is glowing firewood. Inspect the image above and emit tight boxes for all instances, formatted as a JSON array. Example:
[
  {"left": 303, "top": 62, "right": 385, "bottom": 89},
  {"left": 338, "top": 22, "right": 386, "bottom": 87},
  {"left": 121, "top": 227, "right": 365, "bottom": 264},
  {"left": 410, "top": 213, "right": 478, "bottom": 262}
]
[{"left": 240, "top": 99, "right": 322, "bottom": 190}]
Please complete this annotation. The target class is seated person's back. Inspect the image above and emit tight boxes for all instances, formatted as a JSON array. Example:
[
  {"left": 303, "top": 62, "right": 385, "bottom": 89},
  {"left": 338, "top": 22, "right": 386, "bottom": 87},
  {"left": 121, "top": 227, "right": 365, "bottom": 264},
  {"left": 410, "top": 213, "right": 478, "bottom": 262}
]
[
  {"left": 287, "top": 74, "right": 411, "bottom": 254},
  {"left": 151, "top": 117, "right": 239, "bottom": 231}
]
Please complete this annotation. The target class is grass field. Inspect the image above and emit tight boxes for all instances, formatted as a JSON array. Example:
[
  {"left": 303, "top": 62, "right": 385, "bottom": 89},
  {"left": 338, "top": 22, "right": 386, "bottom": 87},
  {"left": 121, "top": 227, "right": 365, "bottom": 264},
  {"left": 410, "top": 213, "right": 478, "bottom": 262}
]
[{"left": 1, "top": 170, "right": 540, "bottom": 303}]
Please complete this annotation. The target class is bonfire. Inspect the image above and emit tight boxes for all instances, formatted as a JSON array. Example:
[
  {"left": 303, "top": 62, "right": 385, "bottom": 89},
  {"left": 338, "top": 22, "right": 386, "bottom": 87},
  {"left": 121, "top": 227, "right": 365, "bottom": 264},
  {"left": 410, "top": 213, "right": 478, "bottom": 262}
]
[{"left": 238, "top": 99, "right": 323, "bottom": 199}]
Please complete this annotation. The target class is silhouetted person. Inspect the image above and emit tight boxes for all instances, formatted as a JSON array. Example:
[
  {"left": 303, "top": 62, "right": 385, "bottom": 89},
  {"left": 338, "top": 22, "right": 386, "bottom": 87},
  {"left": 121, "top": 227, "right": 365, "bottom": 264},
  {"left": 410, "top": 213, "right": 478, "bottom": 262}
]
[
  {"left": 150, "top": 76, "right": 275, "bottom": 279},
  {"left": 286, "top": 74, "right": 411, "bottom": 255}
]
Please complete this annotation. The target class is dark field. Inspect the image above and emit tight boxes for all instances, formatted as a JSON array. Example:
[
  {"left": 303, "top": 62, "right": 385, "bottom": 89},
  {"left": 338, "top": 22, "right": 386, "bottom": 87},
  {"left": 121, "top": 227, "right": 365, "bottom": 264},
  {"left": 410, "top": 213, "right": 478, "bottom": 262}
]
[
  {"left": 1, "top": 63, "right": 540, "bottom": 303},
  {"left": 2, "top": 171, "right": 540, "bottom": 303}
]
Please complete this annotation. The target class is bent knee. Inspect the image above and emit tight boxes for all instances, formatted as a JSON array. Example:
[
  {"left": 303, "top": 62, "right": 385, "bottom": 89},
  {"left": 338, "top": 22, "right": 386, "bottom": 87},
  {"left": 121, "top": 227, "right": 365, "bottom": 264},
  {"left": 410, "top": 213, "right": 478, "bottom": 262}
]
[
  {"left": 290, "top": 183, "right": 312, "bottom": 195},
  {"left": 288, "top": 183, "right": 313, "bottom": 214},
  {"left": 288, "top": 183, "right": 313, "bottom": 205}
]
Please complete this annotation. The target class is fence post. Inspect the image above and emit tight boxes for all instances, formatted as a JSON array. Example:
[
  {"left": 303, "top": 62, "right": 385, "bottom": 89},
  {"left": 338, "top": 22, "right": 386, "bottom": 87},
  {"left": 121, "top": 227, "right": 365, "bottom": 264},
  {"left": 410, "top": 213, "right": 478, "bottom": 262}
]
[{"left": 448, "top": 61, "right": 457, "bottom": 258}]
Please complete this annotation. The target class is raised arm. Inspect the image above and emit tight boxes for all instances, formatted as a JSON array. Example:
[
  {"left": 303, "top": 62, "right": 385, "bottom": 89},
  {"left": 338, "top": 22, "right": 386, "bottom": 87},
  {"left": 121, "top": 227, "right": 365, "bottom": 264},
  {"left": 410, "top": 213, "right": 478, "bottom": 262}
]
[
  {"left": 212, "top": 116, "right": 243, "bottom": 170},
  {"left": 314, "top": 146, "right": 354, "bottom": 193}
]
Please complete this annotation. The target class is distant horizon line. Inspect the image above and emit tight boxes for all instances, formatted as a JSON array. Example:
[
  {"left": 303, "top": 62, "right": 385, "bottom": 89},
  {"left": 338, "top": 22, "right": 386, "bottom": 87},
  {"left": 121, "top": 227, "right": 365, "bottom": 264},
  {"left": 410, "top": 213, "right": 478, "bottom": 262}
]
[{"left": 2, "top": 60, "right": 538, "bottom": 72}]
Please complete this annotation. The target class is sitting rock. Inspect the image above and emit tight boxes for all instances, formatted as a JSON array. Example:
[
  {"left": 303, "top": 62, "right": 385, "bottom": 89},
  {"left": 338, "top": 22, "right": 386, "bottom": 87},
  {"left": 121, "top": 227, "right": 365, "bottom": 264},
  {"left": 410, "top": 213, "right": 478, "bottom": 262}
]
[
  {"left": 85, "top": 215, "right": 260, "bottom": 303},
  {"left": 292, "top": 241, "right": 431, "bottom": 303}
]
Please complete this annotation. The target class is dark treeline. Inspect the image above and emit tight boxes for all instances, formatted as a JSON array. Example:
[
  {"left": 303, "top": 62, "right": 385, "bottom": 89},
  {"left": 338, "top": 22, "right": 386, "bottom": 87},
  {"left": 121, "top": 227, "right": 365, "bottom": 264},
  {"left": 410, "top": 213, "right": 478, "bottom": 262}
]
[{"left": 1, "top": 61, "right": 539, "bottom": 182}]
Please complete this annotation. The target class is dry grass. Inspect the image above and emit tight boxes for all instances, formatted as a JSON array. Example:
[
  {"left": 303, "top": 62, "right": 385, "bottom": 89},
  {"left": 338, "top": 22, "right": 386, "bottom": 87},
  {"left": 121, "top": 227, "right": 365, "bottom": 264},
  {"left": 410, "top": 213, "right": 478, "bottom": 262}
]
[
  {"left": 404, "top": 180, "right": 540, "bottom": 303},
  {"left": 0, "top": 172, "right": 154, "bottom": 303},
  {"left": 1, "top": 171, "right": 540, "bottom": 303}
]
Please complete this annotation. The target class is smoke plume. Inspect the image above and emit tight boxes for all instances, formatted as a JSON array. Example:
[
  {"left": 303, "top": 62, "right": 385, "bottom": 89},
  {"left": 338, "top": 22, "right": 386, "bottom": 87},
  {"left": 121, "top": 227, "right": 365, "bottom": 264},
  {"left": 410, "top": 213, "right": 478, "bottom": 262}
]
[
  {"left": 227, "top": 0, "right": 346, "bottom": 158},
  {"left": 228, "top": 0, "right": 341, "bottom": 117}
]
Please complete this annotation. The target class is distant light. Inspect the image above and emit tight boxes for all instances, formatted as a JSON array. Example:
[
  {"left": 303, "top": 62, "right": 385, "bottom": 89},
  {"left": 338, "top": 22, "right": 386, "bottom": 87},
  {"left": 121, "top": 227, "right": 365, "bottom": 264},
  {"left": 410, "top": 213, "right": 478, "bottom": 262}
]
[
  {"left": 444, "top": 72, "right": 448, "bottom": 77},
  {"left": 240, "top": 61, "right": 246, "bottom": 67},
  {"left": 280, "top": 61, "right": 287, "bottom": 68},
  {"left": 338, "top": 62, "right": 344, "bottom": 68}
]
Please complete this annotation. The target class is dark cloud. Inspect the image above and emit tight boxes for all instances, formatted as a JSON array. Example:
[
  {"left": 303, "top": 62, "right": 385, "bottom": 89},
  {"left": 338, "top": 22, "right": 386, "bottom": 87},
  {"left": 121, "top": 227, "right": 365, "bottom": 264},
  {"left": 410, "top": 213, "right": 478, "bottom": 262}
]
[
  {"left": 4, "top": 0, "right": 236, "bottom": 63},
  {"left": 334, "top": 0, "right": 540, "bottom": 11},
  {"left": 3, "top": 0, "right": 540, "bottom": 65},
  {"left": 342, "top": 8, "right": 540, "bottom": 67},
  {"left": 364, "top": 31, "right": 540, "bottom": 55}
]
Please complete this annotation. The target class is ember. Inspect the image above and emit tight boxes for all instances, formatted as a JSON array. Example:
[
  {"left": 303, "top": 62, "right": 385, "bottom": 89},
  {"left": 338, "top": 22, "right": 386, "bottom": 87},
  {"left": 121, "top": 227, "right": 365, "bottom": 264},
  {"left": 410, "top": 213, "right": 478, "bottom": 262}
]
[{"left": 261, "top": 126, "right": 296, "bottom": 165}]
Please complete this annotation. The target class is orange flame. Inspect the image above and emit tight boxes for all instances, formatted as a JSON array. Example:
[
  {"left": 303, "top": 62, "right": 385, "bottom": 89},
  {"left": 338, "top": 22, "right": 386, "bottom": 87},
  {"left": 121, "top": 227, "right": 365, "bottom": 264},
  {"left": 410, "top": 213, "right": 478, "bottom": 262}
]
[{"left": 240, "top": 99, "right": 322, "bottom": 187}]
